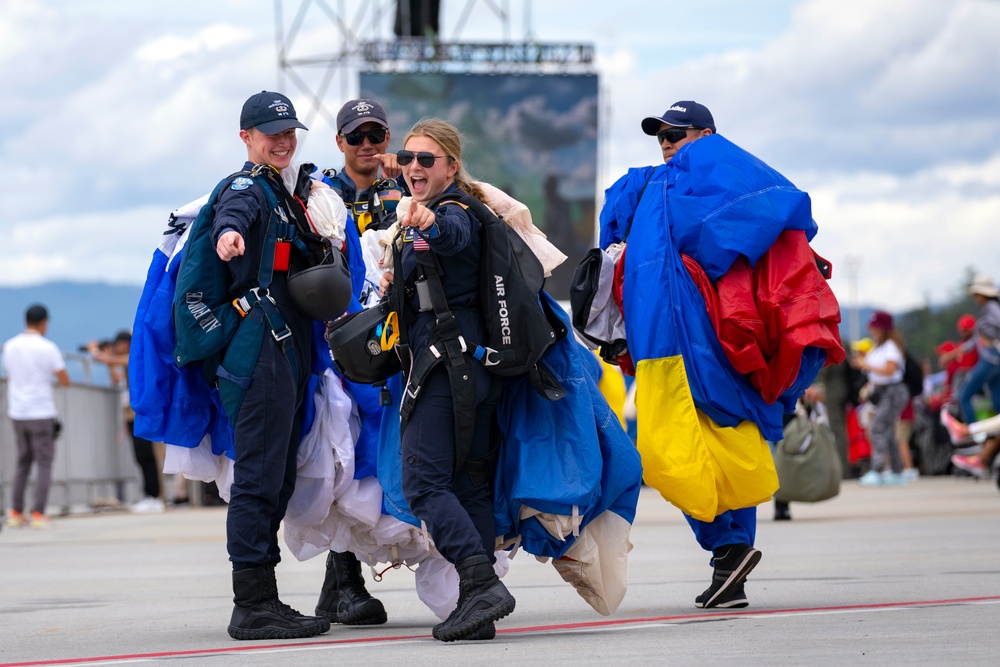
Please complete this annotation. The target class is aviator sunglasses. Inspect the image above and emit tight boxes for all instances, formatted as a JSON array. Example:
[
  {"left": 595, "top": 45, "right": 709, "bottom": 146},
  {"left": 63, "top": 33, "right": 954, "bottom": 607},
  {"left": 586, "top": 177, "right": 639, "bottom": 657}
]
[
  {"left": 396, "top": 150, "right": 449, "bottom": 168},
  {"left": 342, "top": 127, "right": 388, "bottom": 146},
  {"left": 656, "top": 127, "right": 695, "bottom": 145}
]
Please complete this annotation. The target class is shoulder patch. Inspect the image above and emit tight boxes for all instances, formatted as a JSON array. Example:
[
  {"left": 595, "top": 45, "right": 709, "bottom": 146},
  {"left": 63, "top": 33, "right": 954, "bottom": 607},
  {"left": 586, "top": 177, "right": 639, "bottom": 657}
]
[{"left": 230, "top": 177, "right": 254, "bottom": 191}]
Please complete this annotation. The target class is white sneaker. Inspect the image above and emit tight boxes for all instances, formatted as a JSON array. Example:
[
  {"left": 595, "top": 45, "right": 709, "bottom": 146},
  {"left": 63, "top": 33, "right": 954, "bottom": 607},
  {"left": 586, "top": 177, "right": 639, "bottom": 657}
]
[
  {"left": 130, "top": 496, "right": 165, "bottom": 513},
  {"left": 901, "top": 468, "right": 920, "bottom": 482}
]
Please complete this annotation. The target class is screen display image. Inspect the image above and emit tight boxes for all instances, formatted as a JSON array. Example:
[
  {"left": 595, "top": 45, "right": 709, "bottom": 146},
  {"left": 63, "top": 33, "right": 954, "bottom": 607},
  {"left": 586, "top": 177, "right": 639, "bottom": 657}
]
[{"left": 360, "top": 72, "right": 599, "bottom": 298}]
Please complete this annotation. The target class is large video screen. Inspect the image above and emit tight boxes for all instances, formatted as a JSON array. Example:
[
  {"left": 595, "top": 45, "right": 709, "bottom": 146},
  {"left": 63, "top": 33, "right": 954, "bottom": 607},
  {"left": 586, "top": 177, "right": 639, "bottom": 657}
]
[{"left": 360, "top": 72, "right": 599, "bottom": 299}]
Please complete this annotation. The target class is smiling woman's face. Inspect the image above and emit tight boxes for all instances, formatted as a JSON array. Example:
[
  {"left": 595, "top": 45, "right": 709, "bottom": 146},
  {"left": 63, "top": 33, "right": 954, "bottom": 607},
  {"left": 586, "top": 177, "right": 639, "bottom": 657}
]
[{"left": 401, "top": 135, "right": 458, "bottom": 203}]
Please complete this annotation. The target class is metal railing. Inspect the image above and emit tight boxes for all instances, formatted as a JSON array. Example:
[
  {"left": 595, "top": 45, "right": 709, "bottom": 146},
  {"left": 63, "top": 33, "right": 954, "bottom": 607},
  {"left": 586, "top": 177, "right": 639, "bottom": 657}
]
[{"left": 0, "top": 376, "right": 139, "bottom": 516}]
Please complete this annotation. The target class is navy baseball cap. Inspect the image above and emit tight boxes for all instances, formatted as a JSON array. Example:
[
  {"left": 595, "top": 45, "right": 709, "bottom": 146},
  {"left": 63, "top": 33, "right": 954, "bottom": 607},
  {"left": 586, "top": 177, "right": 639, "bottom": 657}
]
[
  {"left": 240, "top": 91, "right": 308, "bottom": 134},
  {"left": 641, "top": 100, "right": 716, "bottom": 135},
  {"left": 337, "top": 99, "right": 389, "bottom": 134}
]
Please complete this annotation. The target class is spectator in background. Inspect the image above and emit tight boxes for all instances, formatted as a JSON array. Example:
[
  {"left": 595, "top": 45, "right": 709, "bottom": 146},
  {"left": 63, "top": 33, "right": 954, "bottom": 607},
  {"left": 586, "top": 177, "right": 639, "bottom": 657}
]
[
  {"left": 943, "top": 411, "right": 1000, "bottom": 478},
  {"left": 896, "top": 398, "right": 918, "bottom": 482},
  {"left": 942, "top": 276, "right": 1000, "bottom": 425},
  {"left": 88, "top": 331, "right": 164, "bottom": 513},
  {"left": 815, "top": 339, "right": 854, "bottom": 478},
  {"left": 851, "top": 311, "right": 910, "bottom": 486},
  {"left": 931, "top": 314, "right": 979, "bottom": 411},
  {"left": 2, "top": 304, "right": 71, "bottom": 528}
]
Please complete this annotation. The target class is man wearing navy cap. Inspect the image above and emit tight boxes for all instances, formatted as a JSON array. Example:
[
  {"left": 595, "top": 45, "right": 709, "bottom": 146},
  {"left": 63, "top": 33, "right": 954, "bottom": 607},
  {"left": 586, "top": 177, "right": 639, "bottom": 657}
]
[
  {"left": 214, "top": 91, "right": 330, "bottom": 640},
  {"left": 620, "top": 100, "right": 763, "bottom": 611},
  {"left": 640, "top": 100, "right": 716, "bottom": 165},
  {"left": 325, "top": 98, "right": 406, "bottom": 239},
  {"left": 308, "top": 97, "right": 403, "bottom": 629}
]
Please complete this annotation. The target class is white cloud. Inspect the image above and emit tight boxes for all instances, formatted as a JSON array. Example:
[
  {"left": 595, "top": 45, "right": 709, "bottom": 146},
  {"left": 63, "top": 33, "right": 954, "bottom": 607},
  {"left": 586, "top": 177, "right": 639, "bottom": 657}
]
[
  {"left": 1, "top": 205, "right": 169, "bottom": 285},
  {"left": 135, "top": 24, "right": 253, "bottom": 63},
  {"left": 804, "top": 151, "right": 1000, "bottom": 311}
]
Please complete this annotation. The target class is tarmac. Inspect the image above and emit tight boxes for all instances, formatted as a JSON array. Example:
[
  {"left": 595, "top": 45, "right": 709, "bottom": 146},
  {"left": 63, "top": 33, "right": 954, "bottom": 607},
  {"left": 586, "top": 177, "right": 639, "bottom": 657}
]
[{"left": 1, "top": 474, "right": 999, "bottom": 666}]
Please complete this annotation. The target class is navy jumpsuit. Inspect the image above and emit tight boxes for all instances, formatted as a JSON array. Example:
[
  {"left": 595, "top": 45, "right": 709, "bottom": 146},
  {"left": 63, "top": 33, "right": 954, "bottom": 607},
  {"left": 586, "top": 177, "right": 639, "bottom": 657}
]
[
  {"left": 211, "top": 162, "right": 313, "bottom": 571},
  {"left": 398, "top": 186, "right": 502, "bottom": 565}
]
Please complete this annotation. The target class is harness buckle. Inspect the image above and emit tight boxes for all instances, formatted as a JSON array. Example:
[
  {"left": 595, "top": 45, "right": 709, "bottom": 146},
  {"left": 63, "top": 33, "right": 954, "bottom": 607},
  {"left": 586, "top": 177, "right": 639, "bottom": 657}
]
[
  {"left": 481, "top": 347, "right": 502, "bottom": 367},
  {"left": 271, "top": 326, "right": 292, "bottom": 342}
]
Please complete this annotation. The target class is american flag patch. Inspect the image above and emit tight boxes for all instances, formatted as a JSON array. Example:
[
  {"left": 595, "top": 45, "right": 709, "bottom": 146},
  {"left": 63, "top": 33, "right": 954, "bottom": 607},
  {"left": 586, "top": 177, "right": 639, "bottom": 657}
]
[{"left": 413, "top": 233, "right": 430, "bottom": 251}]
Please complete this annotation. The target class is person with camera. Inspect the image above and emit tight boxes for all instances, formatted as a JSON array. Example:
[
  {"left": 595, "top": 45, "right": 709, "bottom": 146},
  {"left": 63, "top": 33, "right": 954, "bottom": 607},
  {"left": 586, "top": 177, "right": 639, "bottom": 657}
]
[{"left": 87, "top": 331, "right": 164, "bottom": 513}]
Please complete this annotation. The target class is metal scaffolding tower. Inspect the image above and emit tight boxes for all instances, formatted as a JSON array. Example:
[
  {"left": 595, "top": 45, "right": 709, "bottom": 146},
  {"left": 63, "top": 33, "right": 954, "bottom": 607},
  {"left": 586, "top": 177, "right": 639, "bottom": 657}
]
[{"left": 273, "top": 0, "right": 595, "bottom": 131}]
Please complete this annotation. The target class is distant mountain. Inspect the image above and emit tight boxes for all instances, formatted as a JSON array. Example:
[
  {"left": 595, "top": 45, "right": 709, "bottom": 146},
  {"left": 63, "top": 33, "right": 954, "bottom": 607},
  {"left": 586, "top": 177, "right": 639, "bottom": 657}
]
[{"left": 0, "top": 281, "right": 144, "bottom": 384}]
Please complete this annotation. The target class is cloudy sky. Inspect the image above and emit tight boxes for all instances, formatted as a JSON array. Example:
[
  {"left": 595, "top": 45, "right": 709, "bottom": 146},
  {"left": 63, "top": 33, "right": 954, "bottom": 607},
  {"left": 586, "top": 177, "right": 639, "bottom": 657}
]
[{"left": 3, "top": 0, "right": 999, "bottom": 315}]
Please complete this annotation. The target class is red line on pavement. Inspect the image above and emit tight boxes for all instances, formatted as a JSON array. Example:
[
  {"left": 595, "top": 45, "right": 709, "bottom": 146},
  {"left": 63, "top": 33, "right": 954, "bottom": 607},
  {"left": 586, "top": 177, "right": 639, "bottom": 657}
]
[{"left": 5, "top": 595, "right": 999, "bottom": 666}]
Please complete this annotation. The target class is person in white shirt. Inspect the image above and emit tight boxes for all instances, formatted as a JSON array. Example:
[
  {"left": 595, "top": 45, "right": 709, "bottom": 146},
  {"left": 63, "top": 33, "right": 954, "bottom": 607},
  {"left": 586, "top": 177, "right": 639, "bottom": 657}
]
[
  {"left": 2, "top": 304, "right": 70, "bottom": 528},
  {"left": 850, "top": 310, "right": 909, "bottom": 486}
]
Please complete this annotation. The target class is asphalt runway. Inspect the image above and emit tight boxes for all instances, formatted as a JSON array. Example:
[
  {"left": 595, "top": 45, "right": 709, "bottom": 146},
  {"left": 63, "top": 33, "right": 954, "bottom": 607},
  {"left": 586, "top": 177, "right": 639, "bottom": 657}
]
[{"left": 2, "top": 475, "right": 998, "bottom": 666}]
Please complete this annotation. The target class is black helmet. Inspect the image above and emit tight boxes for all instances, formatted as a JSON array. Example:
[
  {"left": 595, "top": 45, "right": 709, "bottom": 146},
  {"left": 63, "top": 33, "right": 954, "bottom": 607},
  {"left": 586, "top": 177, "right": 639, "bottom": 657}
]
[
  {"left": 287, "top": 249, "right": 352, "bottom": 321},
  {"left": 326, "top": 299, "right": 401, "bottom": 384}
]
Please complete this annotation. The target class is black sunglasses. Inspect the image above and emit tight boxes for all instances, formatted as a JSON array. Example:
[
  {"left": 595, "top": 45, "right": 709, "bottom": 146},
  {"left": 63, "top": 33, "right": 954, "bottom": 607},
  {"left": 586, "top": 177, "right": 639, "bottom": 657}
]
[
  {"left": 342, "top": 127, "right": 388, "bottom": 146},
  {"left": 656, "top": 127, "right": 695, "bottom": 145},
  {"left": 396, "top": 150, "right": 449, "bottom": 168}
]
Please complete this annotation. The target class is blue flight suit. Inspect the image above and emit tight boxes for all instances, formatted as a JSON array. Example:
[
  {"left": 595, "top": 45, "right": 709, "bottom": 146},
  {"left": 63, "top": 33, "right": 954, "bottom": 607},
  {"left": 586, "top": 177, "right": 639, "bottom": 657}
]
[
  {"left": 398, "top": 186, "right": 502, "bottom": 565},
  {"left": 211, "top": 162, "right": 312, "bottom": 571}
]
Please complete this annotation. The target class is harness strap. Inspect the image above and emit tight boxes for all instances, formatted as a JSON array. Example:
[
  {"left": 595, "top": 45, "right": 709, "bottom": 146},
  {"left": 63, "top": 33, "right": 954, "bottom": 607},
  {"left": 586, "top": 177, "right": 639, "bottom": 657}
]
[
  {"left": 229, "top": 168, "right": 300, "bottom": 383},
  {"left": 393, "top": 220, "right": 483, "bottom": 475}
]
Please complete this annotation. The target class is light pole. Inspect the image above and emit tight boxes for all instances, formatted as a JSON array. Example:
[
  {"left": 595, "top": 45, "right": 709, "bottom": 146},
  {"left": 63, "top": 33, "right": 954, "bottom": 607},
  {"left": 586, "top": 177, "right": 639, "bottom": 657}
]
[{"left": 844, "top": 255, "right": 862, "bottom": 342}]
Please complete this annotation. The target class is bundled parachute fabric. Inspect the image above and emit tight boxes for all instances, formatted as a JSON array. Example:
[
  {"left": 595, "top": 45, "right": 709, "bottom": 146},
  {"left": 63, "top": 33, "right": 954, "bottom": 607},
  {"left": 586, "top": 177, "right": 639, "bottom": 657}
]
[
  {"left": 683, "top": 230, "right": 845, "bottom": 409},
  {"left": 550, "top": 510, "right": 633, "bottom": 616},
  {"left": 606, "top": 164, "right": 787, "bottom": 442},
  {"left": 570, "top": 242, "right": 628, "bottom": 363},
  {"left": 282, "top": 370, "right": 427, "bottom": 562},
  {"left": 285, "top": 368, "right": 509, "bottom": 621},
  {"left": 634, "top": 356, "right": 777, "bottom": 521},
  {"left": 495, "top": 296, "right": 642, "bottom": 614},
  {"left": 665, "top": 134, "right": 818, "bottom": 281},
  {"left": 599, "top": 134, "right": 841, "bottom": 520},
  {"left": 280, "top": 161, "right": 348, "bottom": 244},
  {"left": 377, "top": 297, "right": 642, "bottom": 616},
  {"left": 604, "top": 135, "right": 839, "bottom": 442},
  {"left": 129, "top": 196, "right": 235, "bottom": 456}
]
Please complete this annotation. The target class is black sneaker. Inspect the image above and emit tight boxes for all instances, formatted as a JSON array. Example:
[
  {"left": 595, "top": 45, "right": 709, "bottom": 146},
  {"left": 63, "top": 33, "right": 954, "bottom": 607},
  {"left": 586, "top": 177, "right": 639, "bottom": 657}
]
[
  {"left": 694, "top": 544, "right": 761, "bottom": 609},
  {"left": 696, "top": 582, "right": 748, "bottom": 609}
]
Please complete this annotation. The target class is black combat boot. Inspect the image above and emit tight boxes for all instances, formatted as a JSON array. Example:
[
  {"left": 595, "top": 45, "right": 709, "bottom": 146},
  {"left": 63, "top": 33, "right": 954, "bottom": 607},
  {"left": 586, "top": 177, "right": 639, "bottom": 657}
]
[
  {"left": 228, "top": 566, "right": 329, "bottom": 640},
  {"left": 432, "top": 554, "right": 515, "bottom": 642},
  {"left": 315, "top": 551, "right": 387, "bottom": 625},
  {"left": 467, "top": 622, "right": 496, "bottom": 640}
]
